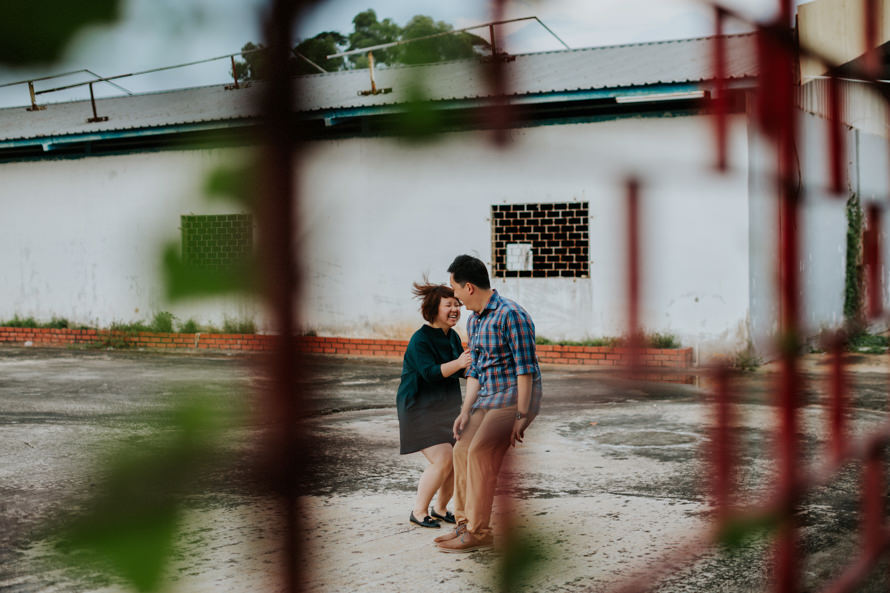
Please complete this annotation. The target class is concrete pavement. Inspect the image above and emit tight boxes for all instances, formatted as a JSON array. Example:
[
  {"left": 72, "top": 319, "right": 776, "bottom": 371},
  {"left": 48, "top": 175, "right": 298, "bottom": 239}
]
[{"left": 1, "top": 348, "right": 889, "bottom": 592}]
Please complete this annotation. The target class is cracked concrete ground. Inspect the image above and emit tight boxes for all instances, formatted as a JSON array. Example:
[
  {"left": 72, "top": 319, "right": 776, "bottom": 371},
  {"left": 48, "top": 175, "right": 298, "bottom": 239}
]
[{"left": 1, "top": 348, "right": 889, "bottom": 592}]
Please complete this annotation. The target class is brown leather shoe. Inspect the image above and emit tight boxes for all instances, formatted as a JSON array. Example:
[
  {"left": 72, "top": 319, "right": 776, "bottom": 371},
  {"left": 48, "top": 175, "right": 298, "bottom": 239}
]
[
  {"left": 433, "top": 521, "right": 467, "bottom": 544},
  {"left": 436, "top": 529, "right": 493, "bottom": 553}
]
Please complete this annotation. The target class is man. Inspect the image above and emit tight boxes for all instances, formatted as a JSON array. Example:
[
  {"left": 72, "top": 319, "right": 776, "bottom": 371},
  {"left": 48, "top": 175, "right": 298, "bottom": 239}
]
[{"left": 435, "top": 254, "right": 543, "bottom": 553}]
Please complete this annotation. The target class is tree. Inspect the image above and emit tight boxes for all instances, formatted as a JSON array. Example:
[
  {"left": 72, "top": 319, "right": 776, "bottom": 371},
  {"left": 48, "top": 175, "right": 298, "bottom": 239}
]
[
  {"left": 294, "top": 31, "right": 347, "bottom": 74},
  {"left": 232, "top": 10, "right": 490, "bottom": 80},
  {"left": 399, "top": 15, "right": 488, "bottom": 65},
  {"left": 346, "top": 9, "right": 401, "bottom": 69}
]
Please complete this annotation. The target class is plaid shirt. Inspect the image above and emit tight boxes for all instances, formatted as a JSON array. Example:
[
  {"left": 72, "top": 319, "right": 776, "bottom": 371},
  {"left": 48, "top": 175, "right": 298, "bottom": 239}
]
[{"left": 465, "top": 290, "right": 543, "bottom": 412}]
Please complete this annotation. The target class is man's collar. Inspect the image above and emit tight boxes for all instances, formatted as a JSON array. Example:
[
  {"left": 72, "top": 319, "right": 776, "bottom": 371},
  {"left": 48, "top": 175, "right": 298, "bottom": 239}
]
[{"left": 478, "top": 290, "right": 499, "bottom": 315}]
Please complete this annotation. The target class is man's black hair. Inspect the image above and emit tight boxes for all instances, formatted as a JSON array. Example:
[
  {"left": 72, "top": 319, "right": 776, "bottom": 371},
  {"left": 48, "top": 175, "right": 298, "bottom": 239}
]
[{"left": 447, "top": 255, "right": 491, "bottom": 289}]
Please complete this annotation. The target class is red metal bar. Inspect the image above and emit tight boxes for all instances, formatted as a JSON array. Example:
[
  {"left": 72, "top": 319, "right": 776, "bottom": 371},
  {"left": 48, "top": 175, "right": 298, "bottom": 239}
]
[
  {"left": 864, "top": 0, "right": 880, "bottom": 76},
  {"left": 626, "top": 177, "right": 642, "bottom": 371},
  {"left": 712, "top": 7, "right": 729, "bottom": 172},
  {"left": 710, "top": 365, "right": 734, "bottom": 522},
  {"left": 259, "top": 1, "right": 304, "bottom": 592},
  {"left": 773, "top": 11, "right": 801, "bottom": 590},
  {"left": 827, "top": 74, "right": 845, "bottom": 195},
  {"left": 863, "top": 444, "right": 885, "bottom": 559},
  {"left": 828, "top": 334, "right": 847, "bottom": 463},
  {"left": 230, "top": 55, "right": 240, "bottom": 90},
  {"left": 486, "top": 0, "right": 511, "bottom": 146},
  {"left": 864, "top": 203, "right": 883, "bottom": 318}
]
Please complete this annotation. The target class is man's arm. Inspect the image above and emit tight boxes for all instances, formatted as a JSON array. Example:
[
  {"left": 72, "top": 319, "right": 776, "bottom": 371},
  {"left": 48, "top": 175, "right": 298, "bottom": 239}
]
[
  {"left": 511, "top": 374, "right": 532, "bottom": 447},
  {"left": 453, "top": 377, "right": 480, "bottom": 440}
]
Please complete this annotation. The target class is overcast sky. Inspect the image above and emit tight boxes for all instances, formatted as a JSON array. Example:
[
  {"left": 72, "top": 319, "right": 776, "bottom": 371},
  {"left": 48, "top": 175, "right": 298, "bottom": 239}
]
[{"left": 0, "top": 0, "right": 807, "bottom": 109}]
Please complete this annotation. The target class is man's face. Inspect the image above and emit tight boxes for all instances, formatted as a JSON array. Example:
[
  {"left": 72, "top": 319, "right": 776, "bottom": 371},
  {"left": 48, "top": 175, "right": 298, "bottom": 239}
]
[{"left": 449, "top": 274, "right": 471, "bottom": 306}]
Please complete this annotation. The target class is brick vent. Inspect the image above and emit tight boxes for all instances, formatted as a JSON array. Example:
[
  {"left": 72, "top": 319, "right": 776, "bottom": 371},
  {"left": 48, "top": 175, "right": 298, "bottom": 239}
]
[
  {"left": 491, "top": 202, "right": 589, "bottom": 278},
  {"left": 0, "top": 328, "right": 693, "bottom": 368},
  {"left": 181, "top": 214, "right": 253, "bottom": 269}
]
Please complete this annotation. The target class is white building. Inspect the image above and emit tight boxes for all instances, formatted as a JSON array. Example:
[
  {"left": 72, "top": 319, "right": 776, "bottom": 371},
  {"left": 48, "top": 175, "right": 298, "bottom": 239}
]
[{"left": 0, "top": 32, "right": 886, "bottom": 362}]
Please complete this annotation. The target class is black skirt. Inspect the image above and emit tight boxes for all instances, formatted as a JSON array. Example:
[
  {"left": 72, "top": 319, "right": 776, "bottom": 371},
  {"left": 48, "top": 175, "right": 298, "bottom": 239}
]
[{"left": 398, "top": 395, "right": 460, "bottom": 455}]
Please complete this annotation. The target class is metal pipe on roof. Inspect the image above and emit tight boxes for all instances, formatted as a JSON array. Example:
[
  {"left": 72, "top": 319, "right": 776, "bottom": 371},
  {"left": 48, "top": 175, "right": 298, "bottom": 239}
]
[{"left": 32, "top": 47, "right": 270, "bottom": 96}]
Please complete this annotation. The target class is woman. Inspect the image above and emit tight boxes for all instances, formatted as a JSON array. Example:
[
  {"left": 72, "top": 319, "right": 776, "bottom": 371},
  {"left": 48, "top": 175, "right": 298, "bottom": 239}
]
[{"left": 397, "top": 282, "right": 471, "bottom": 528}]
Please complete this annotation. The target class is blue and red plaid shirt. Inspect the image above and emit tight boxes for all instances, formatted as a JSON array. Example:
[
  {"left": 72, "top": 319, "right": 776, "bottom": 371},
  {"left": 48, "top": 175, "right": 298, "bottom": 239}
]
[{"left": 465, "top": 290, "right": 543, "bottom": 413}]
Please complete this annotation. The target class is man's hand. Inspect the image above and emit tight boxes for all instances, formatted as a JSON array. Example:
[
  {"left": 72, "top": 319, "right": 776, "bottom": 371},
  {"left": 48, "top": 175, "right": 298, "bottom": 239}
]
[
  {"left": 510, "top": 416, "right": 530, "bottom": 447},
  {"left": 453, "top": 411, "right": 470, "bottom": 441}
]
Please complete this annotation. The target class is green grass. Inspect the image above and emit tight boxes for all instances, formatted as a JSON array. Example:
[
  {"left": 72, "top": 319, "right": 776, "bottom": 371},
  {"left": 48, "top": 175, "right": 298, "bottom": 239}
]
[
  {"left": 0, "top": 314, "right": 255, "bottom": 335},
  {"left": 222, "top": 317, "right": 256, "bottom": 334},
  {"left": 536, "top": 333, "right": 681, "bottom": 349},
  {"left": 846, "top": 332, "right": 890, "bottom": 354}
]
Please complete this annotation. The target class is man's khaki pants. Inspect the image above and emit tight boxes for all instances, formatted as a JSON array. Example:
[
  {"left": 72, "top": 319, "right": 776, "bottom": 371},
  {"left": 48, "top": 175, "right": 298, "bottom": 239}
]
[{"left": 452, "top": 406, "right": 516, "bottom": 537}]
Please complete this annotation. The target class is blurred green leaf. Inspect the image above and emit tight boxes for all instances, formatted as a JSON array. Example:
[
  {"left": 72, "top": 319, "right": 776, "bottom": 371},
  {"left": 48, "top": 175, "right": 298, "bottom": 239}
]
[
  {"left": 717, "top": 512, "right": 780, "bottom": 552},
  {"left": 0, "top": 1, "right": 121, "bottom": 65},
  {"left": 162, "top": 243, "right": 256, "bottom": 300},
  {"left": 53, "top": 391, "right": 238, "bottom": 592},
  {"left": 394, "top": 78, "right": 444, "bottom": 142},
  {"left": 204, "top": 164, "right": 257, "bottom": 208},
  {"left": 496, "top": 527, "right": 550, "bottom": 592}
]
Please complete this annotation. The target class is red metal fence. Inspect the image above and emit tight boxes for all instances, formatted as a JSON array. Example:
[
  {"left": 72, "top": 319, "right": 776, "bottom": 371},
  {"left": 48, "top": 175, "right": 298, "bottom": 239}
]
[{"left": 261, "top": 0, "right": 890, "bottom": 591}]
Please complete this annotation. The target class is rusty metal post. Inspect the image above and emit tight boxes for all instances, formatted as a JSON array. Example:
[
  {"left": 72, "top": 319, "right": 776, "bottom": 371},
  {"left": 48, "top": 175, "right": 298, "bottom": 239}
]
[
  {"left": 86, "top": 83, "right": 108, "bottom": 123},
  {"left": 230, "top": 55, "right": 240, "bottom": 90},
  {"left": 712, "top": 8, "right": 728, "bottom": 172},
  {"left": 26, "top": 81, "right": 45, "bottom": 112},
  {"left": 368, "top": 51, "right": 377, "bottom": 95}
]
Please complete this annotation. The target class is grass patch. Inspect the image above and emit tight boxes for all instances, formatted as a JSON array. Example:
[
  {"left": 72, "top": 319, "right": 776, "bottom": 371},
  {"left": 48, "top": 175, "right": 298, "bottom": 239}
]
[
  {"left": 150, "top": 311, "right": 175, "bottom": 333},
  {"left": 0, "top": 314, "right": 255, "bottom": 336},
  {"left": 222, "top": 317, "right": 256, "bottom": 334},
  {"left": 536, "top": 333, "right": 681, "bottom": 349},
  {"left": 846, "top": 332, "right": 890, "bottom": 354},
  {"left": 731, "top": 347, "right": 762, "bottom": 372}
]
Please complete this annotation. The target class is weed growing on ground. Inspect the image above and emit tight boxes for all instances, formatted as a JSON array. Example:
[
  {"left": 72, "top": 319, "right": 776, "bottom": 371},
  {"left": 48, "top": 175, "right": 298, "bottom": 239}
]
[
  {"left": 222, "top": 317, "right": 256, "bottom": 334},
  {"left": 846, "top": 332, "right": 890, "bottom": 354},
  {"left": 731, "top": 348, "right": 762, "bottom": 372},
  {"left": 536, "top": 332, "right": 681, "bottom": 349},
  {"left": 150, "top": 311, "right": 176, "bottom": 333}
]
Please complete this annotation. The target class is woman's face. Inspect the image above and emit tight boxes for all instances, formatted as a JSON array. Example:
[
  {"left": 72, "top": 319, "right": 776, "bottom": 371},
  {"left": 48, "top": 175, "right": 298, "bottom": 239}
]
[{"left": 435, "top": 296, "right": 461, "bottom": 328}]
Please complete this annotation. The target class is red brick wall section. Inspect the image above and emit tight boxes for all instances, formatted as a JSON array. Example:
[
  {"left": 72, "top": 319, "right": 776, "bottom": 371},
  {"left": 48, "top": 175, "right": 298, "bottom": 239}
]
[{"left": 0, "top": 327, "right": 693, "bottom": 367}]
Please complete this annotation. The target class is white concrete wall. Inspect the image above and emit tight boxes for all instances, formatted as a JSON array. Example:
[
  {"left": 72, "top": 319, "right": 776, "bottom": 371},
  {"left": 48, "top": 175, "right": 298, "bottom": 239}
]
[
  {"left": 748, "top": 110, "right": 858, "bottom": 358},
  {"left": 298, "top": 115, "right": 752, "bottom": 359},
  {"left": 0, "top": 113, "right": 759, "bottom": 360},
  {"left": 0, "top": 149, "right": 259, "bottom": 329}
]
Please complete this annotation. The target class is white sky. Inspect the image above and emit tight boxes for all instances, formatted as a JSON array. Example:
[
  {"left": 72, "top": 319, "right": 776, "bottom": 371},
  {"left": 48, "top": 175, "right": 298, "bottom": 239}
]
[{"left": 0, "top": 0, "right": 808, "bottom": 109}]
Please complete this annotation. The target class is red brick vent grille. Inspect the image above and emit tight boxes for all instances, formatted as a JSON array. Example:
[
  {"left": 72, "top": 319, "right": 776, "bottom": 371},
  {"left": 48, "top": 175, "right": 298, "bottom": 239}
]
[{"left": 491, "top": 202, "right": 589, "bottom": 278}]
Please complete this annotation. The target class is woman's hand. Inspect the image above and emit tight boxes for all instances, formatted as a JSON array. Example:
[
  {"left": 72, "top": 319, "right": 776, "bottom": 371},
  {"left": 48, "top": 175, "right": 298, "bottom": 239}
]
[
  {"left": 456, "top": 349, "right": 472, "bottom": 369},
  {"left": 453, "top": 411, "right": 470, "bottom": 440}
]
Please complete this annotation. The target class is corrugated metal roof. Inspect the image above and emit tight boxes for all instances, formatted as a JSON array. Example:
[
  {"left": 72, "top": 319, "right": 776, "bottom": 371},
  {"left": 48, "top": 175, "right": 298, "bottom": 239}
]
[{"left": 0, "top": 33, "right": 757, "bottom": 143}]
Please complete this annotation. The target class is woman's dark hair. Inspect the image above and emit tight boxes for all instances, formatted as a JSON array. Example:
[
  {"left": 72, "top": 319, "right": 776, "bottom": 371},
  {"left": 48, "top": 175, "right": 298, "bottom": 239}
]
[
  {"left": 413, "top": 282, "right": 458, "bottom": 323},
  {"left": 447, "top": 254, "right": 491, "bottom": 289}
]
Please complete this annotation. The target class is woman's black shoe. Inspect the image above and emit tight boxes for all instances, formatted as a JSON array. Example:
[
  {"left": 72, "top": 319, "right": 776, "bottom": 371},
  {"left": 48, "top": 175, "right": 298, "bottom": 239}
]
[
  {"left": 430, "top": 509, "right": 456, "bottom": 524},
  {"left": 410, "top": 512, "right": 441, "bottom": 528}
]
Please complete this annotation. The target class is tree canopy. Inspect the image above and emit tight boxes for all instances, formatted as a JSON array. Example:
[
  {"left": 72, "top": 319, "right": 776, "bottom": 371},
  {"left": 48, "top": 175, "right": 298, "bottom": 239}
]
[{"left": 233, "top": 9, "right": 489, "bottom": 80}]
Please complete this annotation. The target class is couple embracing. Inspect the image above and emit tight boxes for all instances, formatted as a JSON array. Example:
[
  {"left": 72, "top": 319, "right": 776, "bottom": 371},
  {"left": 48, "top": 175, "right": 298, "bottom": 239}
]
[{"left": 396, "top": 254, "right": 543, "bottom": 553}]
